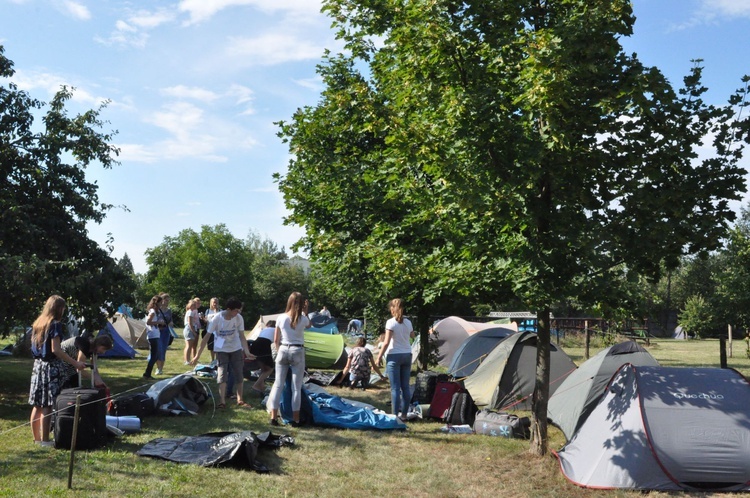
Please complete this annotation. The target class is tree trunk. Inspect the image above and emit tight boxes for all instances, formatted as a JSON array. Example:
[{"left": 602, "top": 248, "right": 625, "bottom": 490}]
[
  {"left": 417, "top": 306, "right": 431, "bottom": 370},
  {"left": 529, "top": 307, "right": 551, "bottom": 456}
]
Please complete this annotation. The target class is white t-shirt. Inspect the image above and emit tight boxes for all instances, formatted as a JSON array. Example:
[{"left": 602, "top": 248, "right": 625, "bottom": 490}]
[
  {"left": 207, "top": 311, "right": 245, "bottom": 353},
  {"left": 184, "top": 310, "right": 195, "bottom": 332},
  {"left": 146, "top": 308, "right": 160, "bottom": 339},
  {"left": 276, "top": 313, "right": 310, "bottom": 345},
  {"left": 206, "top": 308, "right": 220, "bottom": 322},
  {"left": 385, "top": 317, "right": 413, "bottom": 355}
]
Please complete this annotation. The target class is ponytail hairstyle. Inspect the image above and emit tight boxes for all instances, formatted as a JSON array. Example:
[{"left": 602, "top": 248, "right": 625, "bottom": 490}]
[
  {"left": 31, "top": 295, "right": 66, "bottom": 347},
  {"left": 285, "top": 292, "right": 306, "bottom": 328},
  {"left": 185, "top": 298, "right": 195, "bottom": 311},
  {"left": 389, "top": 298, "right": 405, "bottom": 324}
]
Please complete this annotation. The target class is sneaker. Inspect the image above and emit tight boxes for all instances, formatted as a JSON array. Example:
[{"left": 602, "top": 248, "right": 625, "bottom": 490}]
[
  {"left": 143, "top": 374, "right": 153, "bottom": 379},
  {"left": 183, "top": 361, "right": 191, "bottom": 365},
  {"left": 155, "top": 369, "right": 163, "bottom": 375},
  {"left": 37, "top": 441, "right": 54, "bottom": 447}
]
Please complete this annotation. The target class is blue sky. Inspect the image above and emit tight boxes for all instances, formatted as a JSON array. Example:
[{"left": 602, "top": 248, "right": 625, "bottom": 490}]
[{"left": 1, "top": 0, "right": 749, "bottom": 274}]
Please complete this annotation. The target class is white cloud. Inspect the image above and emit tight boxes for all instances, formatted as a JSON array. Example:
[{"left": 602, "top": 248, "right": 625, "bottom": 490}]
[
  {"left": 118, "top": 98, "right": 259, "bottom": 163},
  {"left": 161, "top": 85, "right": 220, "bottom": 102},
  {"left": 226, "top": 33, "right": 326, "bottom": 66},
  {"left": 128, "top": 9, "right": 176, "bottom": 29},
  {"left": 12, "top": 69, "right": 109, "bottom": 107},
  {"left": 701, "top": 0, "right": 750, "bottom": 17},
  {"left": 672, "top": 0, "right": 750, "bottom": 30},
  {"left": 177, "top": 0, "right": 323, "bottom": 25},
  {"left": 293, "top": 76, "right": 323, "bottom": 92},
  {"left": 56, "top": 0, "right": 90, "bottom": 20},
  {"left": 96, "top": 8, "right": 175, "bottom": 48},
  {"left": 227, "top": 84, "right": 255, "bottom": 115}
]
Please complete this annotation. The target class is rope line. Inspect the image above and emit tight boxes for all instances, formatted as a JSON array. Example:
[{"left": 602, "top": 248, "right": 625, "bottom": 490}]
[{"left": 0, "top": 381, "right": 153, "bottom": 440}]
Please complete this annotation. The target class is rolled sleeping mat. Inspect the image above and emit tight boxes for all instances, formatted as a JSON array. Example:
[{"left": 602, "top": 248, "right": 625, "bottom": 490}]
[{"left": 105, "top": 415, "right": 141, "bottom": 433}]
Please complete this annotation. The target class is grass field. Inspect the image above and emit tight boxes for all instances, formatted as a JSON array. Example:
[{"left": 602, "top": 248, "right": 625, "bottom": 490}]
[{"left": 0, "top": 333, "right": 747, "bottom": 497}]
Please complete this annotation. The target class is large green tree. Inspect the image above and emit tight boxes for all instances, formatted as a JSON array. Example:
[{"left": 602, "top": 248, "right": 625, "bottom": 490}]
[
  {"left": 143, "top": 225, "right": 255, "bottom": 322},
  {"left": 0, "top": 46, "right": 134, "bottom": 335},
  {"left": 715, "top": 205, "right": 750, "bottom": 331},
  {"left": 276, "top": 0, "right": 749, "bottom": 454},
  {"left": 246, "top": 230, "right": 310, "bottom": 316}
]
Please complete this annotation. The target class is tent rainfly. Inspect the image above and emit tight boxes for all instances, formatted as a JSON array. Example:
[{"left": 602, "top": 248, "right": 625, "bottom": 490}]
[
  {"left": 463, "top": 331, "right": 576, "bottom": 411},
  {"left": 430, "top": 316, "right": 518, "bottom": 368},
  {"left": 555, "top": 364, "right": 750, "bottom": 491},
  {"left": 448, "top": 326, "right": 516, "bottom": 379},
  {"left": 547, "top": 341, "right": 658, "bottom": 441}
]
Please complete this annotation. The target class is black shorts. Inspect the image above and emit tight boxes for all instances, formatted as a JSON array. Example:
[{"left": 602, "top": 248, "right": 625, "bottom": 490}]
[{"left": 249, "top": 338, "right": 274, "bottom": 368}]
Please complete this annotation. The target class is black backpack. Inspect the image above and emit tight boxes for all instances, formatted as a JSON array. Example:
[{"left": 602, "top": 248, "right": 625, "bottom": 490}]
[{"left": 444, "top": 390, "right": 476, "bottom": 426}]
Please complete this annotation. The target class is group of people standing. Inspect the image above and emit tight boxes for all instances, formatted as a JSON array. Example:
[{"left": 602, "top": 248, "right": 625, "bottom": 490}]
[{"left": 28, "top": 291, "right": 416, "bottom": 445}]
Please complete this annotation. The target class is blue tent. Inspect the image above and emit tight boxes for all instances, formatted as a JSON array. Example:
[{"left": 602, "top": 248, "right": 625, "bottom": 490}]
[
  {"left": 98, "top": 322, "right": 137, "bottom": 358},
  {"left": 307, "top": 314, "right": 339, "bottom": 334}
]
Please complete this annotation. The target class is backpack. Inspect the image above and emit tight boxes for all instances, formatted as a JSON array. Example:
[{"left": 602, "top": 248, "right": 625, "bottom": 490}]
[{"left": 444, "top": 390, "right": 476, "bottom": 426}]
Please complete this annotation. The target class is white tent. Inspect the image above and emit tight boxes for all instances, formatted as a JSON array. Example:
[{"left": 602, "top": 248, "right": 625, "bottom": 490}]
[{"left": 109, "top": 313, "right": 149, "bottom": 349}]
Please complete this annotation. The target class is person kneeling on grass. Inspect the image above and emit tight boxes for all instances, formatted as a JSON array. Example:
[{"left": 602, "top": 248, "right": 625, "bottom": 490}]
[
  {"left": 341, "top": 337, "right": 383, "bottom": 390},
  {"left": 192, "top": 297, "right": 255, "bottom": 409}
]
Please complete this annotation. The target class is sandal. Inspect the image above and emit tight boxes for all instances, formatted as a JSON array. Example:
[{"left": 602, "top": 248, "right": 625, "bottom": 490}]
[
  {"left": 217, "top": 402, "right": 226, "bottom": 409},
  {"left": 237, "top": 401, "right": 252, "bottom": 409}
]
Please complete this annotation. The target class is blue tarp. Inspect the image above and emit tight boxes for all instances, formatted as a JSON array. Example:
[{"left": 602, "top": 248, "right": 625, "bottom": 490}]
[{"left": 279, "top": 377, "right": 404, "bottom": 430}]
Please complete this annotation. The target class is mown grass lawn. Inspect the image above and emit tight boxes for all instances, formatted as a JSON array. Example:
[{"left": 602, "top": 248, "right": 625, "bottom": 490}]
[{"left": 0, "top": 333, "right": 746, "bottom": 497}]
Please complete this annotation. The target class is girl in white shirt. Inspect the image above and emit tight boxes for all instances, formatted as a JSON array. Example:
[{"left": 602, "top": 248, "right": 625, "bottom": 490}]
[
  {"left": 376, "top": 298, "right": 415, "bottom": 420},
  {"left": 267, "top": 292, "right": 310, "bottom": 426}
]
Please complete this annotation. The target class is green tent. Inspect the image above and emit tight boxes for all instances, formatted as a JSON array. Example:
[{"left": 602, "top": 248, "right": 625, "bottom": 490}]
[
  {"left": 464, "top": 331, "right": 576, "bottom": 410},
  {"left": 304, "top": 331, "right": 347, "bottom": 369}
]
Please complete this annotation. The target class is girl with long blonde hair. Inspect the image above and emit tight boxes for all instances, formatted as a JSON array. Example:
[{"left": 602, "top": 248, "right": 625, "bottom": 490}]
[
  {"left": 375, "top": 298, "right": 415, "bottom": 421},
  {"left": 267, "top": 291, "right": 310, "bottom": 426},
  {"left": 28, "top": 295, "right": 86, "bottom": 446}
]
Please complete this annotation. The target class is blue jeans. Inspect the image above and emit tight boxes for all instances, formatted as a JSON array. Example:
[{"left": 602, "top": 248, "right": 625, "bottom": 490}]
[
  {"left": 268, "top": 345, "right": 306, "bottom": 412},
  {"left": 386, "top": 353, "right": 411, "bottom": 416}
]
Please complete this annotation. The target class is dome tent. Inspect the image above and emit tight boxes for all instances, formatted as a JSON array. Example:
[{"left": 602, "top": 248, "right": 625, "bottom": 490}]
[
  {"left": 555, "top": 364, "right": 750, "bottom": 491},
  {"left": 464, "top": 331, "right": 576, "bottom": 411},
  {"left": 547, "top": 341, "right": 659, "bottom": 441}
]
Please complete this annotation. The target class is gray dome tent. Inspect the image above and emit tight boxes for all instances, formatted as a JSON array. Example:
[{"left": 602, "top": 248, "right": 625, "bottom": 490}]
[
  {"left": 464, "top": 331, "right": 577, "bottom": 411},
  {"left": 547, "top": 341, "right": 659, "bottom": 441},
  {"left": 448, "top": 326, "right": 516, "bottom": 379},
  {"left": 555, "top": 364, "right": 750, "bottom": 491}
]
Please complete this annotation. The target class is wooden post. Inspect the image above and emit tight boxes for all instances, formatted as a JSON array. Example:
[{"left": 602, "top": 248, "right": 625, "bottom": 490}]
[
  {"left": 584, "top": 320, "right": 590, "bottom": 360},
  {"left": 67, "top": 394, "right": 82, "bottom": 489},
  {"left": 720, "top": 337, "right": 727, "bottom": 369},
  {"left": 728, "top": 324, "right": 733, "bottom": 358}
]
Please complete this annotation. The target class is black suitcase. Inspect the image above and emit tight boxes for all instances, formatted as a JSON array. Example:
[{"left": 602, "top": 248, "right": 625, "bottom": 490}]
[
  {"left": 107, "top": 393, "right": 155, "bottom": 419},
  {"left": 444, "top": 391, "right": 476, "bottom": 426},
  {"left": 411, "top": 371, "right": 448, "bottom": 404},
  {"left": 473, "top": 409, "right": 531, "bottom": 439},
  {"left": 54, "top": 386, "right": 108, "bottom": 449}
]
